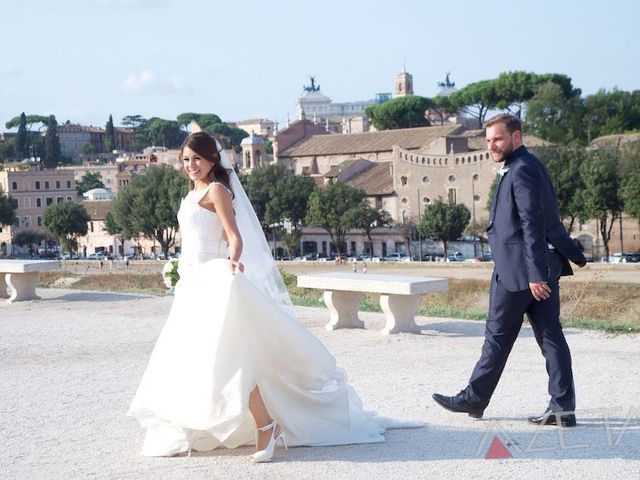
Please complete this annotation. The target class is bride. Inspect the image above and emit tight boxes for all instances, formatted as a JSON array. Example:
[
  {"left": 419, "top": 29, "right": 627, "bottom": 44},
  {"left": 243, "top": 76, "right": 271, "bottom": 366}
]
[{"left": 128, "top": 132, "right": 419, "bottom": 463}]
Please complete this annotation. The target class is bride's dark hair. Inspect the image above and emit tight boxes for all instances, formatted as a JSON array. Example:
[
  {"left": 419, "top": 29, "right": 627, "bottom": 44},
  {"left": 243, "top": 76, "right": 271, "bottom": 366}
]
[{"left": 179, "top": 132, "right": 234, "bottom": 198}]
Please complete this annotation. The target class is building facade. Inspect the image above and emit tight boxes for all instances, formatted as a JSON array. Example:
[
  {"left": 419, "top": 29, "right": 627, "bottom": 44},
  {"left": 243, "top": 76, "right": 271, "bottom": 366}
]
[{"left": 0, "top": 165, "right": 77, "bottom": 255}]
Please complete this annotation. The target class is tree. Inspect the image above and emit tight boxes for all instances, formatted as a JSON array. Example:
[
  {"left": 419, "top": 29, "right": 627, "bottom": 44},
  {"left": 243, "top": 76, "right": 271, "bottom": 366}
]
[
  {"left": 205, "top": 123, "right": 248, "bottom": 148},
  {"left": 621, "top": 170, "right": 640, "bottom": 220},
  {"left": 176, "top": 113, "right": 222, "bottom": 130},
  {"left": 111, "top": 165, "right": 188, "bottom": 255},
  {"left": 42, "top": 202, "right": 90, "bottom": 253},
  {"left": 574, "top": 149, "right": 622, "bottom": 259},
  {"left": 306, "top": 182, "right": 367, "bottom": 257},
  {"left": 15, "top": 112, "right": 29, "bottom": 159},
  {"left": 13, "top": 230, "right": 44, "bottom": 257},
  {"left": 365, "top": 96, "right": 434, "bottom": 130},
  {"left": 430, "top": 95, "right": 457, "bottom": 125},
  {"left": 525, "top": 82, "right": 586, "bottom": 145},
  {"left": 144, "top": 117, "right": 186, "bottom": 148},
  {"left": 121, "top": 114, "right": 146, "bottom": 129},
  {"left": 265, "top": 174, "right": 316, "bottom": 230},
  {"left": 282, "top": 230, "right": 301, "bottom": 258},
  {"left": 0, "top": 187, "right": 17, "bottom": 227},
  {"left": 104, "top": 211, "right": 128, "bottom": 256},
  {"left": 450, "top": 80, "right": 498, "bottom": 128},
  {"left": 76, "top": 171, "right": 105, "bottom": 195},
  {"left": 176, "top": 113, "right": 248, "bottom": 148},
  {"left": 242, "top": 164, "right": 289, "bottom": 230},
  {"left": 536, "top": 146, "right": 586, "bottom": 231},
  {"left": 584, "top": 89, "right": 640, "bottom": 141},
  {"left": 495, "top": 71, "right": 579, "bottom": 119},
  {"left": 620, "top": 142, "right": 640, "bottom": 220},
  {"left": 44, "top": 115, "right": 61, "bottom": 169},
  {"left": 122, "top": 115, "right": 148, "bottom": 150},
  {"left": 104, "top": 114, "right": 116, "bottom": 152},
  {"left": 419, "top": 199, "right": 471, "bottom": 257},
  {"left": 343, "top": 202, "right": 392, "bottom": 256},
  {"left": 5, "top": 114, "right": 48, "bottom": 131}
]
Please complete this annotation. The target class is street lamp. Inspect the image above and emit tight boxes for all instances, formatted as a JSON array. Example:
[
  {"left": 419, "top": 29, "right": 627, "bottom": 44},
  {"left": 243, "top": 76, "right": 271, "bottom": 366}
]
[{"left": 472, "top": 174, "right": 479, "bottom": 259}]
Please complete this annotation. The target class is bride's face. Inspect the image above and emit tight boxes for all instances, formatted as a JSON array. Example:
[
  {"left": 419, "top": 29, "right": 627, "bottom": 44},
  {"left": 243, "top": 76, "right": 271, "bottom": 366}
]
[{"left": 182, "top": 146, "right": 214, "bottom": 183}]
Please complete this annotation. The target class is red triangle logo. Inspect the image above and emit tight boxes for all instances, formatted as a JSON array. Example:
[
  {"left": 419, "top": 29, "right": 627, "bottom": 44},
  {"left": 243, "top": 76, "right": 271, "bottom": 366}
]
[{"left": 485, "top": 436, "right": 512, "bottom": 459}]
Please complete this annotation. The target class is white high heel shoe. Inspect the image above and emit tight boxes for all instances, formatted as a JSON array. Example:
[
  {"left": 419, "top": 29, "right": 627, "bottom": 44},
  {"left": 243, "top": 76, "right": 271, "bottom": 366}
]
[{"left": 250, "top": 421, "right": 287, "bottom": 463}]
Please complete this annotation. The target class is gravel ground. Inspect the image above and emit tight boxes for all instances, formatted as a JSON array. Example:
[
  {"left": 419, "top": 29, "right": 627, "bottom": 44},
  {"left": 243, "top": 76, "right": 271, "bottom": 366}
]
[{"left": 1, "top": 288, "right": 638, "bottom": 480}]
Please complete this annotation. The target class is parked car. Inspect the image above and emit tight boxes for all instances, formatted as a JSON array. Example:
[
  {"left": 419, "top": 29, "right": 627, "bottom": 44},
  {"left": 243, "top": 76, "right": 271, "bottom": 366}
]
[
  {"left": 422, "top": 253, "right": 445, "bottom": 262},
  {"left": 59, "top": 253, "right": 79, "bottom": 260},
  {"left": 87, "top": 252, "right": 106, "bottom": 260},
  {"left": 479, "top": 252, "right": 494, "bottom": 262},
  {"left": 447, "top": 251, "right": 465, "bottom": 262},
  {"left": 384, "top": 253, "right": 409, "bottom": 262},
  {"left": 608, "top": 252, "right": 640, "bottom": 263}
]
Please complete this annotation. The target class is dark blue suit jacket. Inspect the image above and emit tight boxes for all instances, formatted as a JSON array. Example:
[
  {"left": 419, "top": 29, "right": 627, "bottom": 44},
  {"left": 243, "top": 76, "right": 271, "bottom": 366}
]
[{"left": 486, "top": 146, "right": 586, "bottom": 292}]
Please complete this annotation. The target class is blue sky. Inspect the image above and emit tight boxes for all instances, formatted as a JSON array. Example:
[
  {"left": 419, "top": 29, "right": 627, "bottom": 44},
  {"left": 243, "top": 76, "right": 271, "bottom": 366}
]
[{"left": 2, "top": 0, "right": 638, "bottom": 129}]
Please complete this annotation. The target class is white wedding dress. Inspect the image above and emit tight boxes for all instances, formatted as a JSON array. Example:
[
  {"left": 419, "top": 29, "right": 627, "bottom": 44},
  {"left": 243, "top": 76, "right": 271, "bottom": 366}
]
[{"left": 128, "top": 184, "right": 416, "bottom": 456}]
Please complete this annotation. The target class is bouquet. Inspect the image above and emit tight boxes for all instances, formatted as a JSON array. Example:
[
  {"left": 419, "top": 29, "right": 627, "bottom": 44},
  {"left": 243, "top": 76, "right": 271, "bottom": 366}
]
[{"left": 162, "top": 259, "right": 180, "bottom": 288}]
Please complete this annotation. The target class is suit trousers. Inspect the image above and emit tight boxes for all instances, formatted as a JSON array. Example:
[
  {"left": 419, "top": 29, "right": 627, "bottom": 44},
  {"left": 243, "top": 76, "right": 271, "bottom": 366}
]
[{"left": 465, "top": 251, "right": 576, "bottom": 412}]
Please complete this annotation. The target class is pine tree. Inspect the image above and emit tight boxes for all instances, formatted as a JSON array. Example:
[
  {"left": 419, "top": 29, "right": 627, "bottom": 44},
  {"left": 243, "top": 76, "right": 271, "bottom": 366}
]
[
  {"left": 104, "top": 114, "right": 116, "bottom": 152},
  {"left": 44, "top": 115, "right": 61, "bottom": 169},
  {"left": 16, "top": 112, "right": 29, "bottom": 159}
]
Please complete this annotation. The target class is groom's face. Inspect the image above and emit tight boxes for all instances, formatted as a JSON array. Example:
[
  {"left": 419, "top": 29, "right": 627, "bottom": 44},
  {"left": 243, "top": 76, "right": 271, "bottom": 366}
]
[{"left": 486, "top": 123, "right": 517, "bottom": 163}]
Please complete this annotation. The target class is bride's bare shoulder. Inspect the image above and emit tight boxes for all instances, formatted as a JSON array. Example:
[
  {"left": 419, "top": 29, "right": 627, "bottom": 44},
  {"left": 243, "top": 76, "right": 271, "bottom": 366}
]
[{"left": 199, "top": 182, "right": 232, "bottom": 212}]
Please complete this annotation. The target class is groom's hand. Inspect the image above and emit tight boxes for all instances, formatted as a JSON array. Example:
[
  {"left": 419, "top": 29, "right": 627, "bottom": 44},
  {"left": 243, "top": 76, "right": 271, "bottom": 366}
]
[{"left": 529, "top": 281, "right": 551, "bottom": 301}]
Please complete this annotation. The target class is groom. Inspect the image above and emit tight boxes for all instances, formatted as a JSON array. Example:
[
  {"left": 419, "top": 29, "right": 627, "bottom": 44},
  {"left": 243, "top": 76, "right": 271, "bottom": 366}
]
[{"left": 432, "top": 114, "right": 586, "bottom": 427}]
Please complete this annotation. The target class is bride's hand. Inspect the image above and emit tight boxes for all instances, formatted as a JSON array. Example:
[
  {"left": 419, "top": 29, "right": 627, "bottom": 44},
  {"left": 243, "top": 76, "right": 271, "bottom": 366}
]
[{"left": 229, "top": 259, "right": 244, "bottom": 274}]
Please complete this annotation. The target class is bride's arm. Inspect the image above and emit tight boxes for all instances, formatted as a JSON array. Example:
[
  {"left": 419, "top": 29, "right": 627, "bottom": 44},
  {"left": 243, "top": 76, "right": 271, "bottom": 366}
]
[{"left": 202, "top": 184, "right": 244, "bottom": 273}]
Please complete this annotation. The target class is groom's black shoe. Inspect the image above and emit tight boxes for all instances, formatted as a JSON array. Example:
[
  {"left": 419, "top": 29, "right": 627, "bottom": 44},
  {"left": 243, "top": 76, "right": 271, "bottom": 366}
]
[
  {"left": 527, "top": 408, "right": 577, "bottom": 427},
  {"left": 432, "top": 392, "right": 484, "bottom": 419}
]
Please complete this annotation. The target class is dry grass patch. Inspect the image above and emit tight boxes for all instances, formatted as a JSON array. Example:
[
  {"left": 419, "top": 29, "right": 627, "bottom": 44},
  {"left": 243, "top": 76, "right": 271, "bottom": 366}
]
[{"left": 38, "top": 270, "right": 639, "bottom": 333}]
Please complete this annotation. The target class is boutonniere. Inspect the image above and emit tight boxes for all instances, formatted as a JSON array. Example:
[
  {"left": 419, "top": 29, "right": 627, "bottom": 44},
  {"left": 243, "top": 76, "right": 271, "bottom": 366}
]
[{"left": 498, "top": 167, "right": 510, "bottom": 178}]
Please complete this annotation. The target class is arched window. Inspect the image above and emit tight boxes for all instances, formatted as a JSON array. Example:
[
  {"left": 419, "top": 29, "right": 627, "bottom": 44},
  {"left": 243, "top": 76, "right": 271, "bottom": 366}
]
[
  {"left": 423, "top": 196, "right": 430, "bottom": 204},
  {"left": 401, "top": 176, "right": 408, "bottom": 186},
  {"left": 401, "top": 197, "right": 408, "bottom": 204},
  {"left": 448, "top": 174, "right": 456, "bottom": 182},
  {"left": 422, "top": 176, "right": 429, "bottom": 184}
]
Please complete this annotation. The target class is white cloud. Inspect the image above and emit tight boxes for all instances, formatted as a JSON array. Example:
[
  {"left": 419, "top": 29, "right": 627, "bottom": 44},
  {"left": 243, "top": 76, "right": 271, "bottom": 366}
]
[
  {"left": 122, "top": 69, "right": 194, "bottom": 95},
  {"left": 122, "top": 69, "right": 156, "bottom": 93}
]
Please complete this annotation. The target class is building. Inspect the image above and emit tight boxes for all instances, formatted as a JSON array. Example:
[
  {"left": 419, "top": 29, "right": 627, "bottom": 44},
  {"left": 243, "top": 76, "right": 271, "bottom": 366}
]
[
  {"left": 276, "top": 123, "right": 464, "bottom": 176},
  {"left": 59, "top": 163, "right": 119, "bottom": 193},
  {"left": 236, "top": 118, "right": 276, "bottom": 138},
  {"left": 57, "top": 123, "right": 135, "bottom": 159},
  {"left": 0, "top": 164, "right": 77, "bottom": 255},
  {"left": 394, "top": 69, "right": 414, "bottom": 97},
  {"left": 295, "top": 76, "right": 388, "bottom": 132},
  {"left": 77, "top": 199, "right": 162, "bottom": 258}
]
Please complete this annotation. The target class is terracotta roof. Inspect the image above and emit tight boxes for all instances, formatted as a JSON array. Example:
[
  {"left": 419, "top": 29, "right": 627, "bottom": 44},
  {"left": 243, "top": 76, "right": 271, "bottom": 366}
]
[
  {"left": 345, "top": 162, "right": 394, "bottom": 196},
  {"left": 280, "top": 124, "right": 463, "bottom": 157},
  {"left": 324, "top": 159, "right": 360, "bottom": 177},
  {"left": 463, "top": 129, "right": 553, "bottom": 149},
  {"left": 82, "top": 200, "right": 112, "bottom": 221}
]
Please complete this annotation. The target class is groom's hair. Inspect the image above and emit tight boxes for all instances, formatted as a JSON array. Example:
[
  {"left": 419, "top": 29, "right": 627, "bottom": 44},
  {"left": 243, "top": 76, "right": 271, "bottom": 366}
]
[{"left": 484, "top": 113, "right": 522, "bottom": 133}]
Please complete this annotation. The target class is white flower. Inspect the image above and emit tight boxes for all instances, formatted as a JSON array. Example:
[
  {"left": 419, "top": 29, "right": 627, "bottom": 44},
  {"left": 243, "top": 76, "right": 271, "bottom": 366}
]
[{"left": 498, "top": 167, "right": 510, "bottom": 177}]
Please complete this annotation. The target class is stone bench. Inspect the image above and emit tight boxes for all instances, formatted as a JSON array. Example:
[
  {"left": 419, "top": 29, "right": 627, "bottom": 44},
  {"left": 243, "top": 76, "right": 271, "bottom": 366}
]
[
  {"left": 0, "top": 260, "right": 61, "bottom": 303},
  {"left": 296, "top": 273, "right": 448, "bottom": 334}
]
